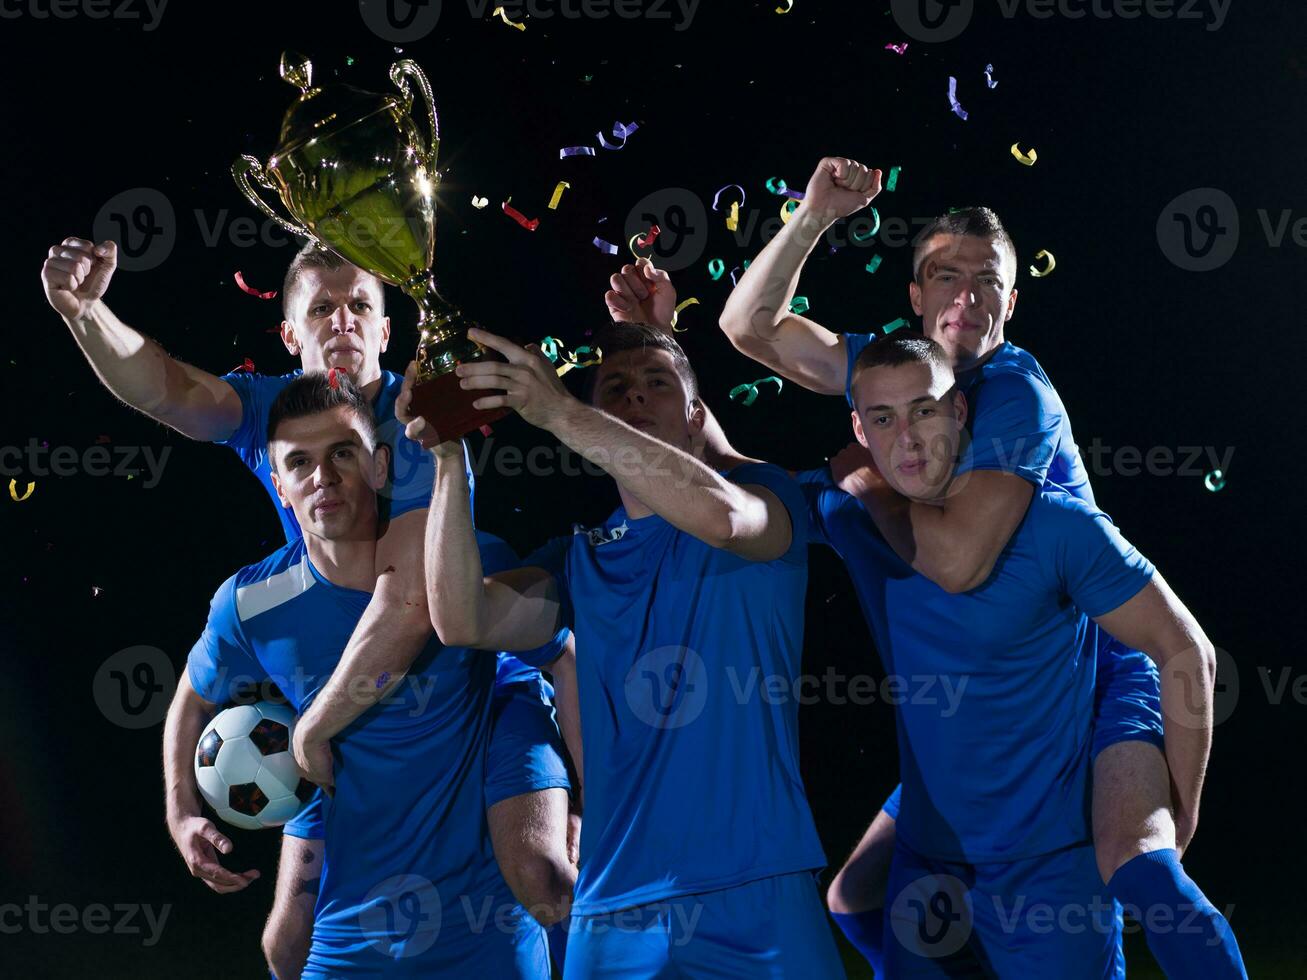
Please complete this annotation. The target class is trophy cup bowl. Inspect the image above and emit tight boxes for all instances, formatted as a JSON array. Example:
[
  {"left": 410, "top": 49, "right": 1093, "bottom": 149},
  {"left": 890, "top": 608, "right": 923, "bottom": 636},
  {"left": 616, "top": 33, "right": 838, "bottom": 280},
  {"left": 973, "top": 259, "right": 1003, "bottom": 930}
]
[{"left": 232, "top": 51, "right": 508, "bottom": 441}]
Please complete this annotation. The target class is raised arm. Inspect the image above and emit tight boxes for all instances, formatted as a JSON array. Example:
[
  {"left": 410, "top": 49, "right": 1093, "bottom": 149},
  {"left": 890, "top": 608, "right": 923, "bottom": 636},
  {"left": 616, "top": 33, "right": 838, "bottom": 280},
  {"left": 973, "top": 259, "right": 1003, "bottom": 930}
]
[
  {"left": 1092, "top": 574, "right": 1216, "bottom": 850},
  {"left": 42, "top": 237, "right": 241, "bottom": 441},
  {"left": 718, "top": 158, "right": 882, "bottom": 395}
]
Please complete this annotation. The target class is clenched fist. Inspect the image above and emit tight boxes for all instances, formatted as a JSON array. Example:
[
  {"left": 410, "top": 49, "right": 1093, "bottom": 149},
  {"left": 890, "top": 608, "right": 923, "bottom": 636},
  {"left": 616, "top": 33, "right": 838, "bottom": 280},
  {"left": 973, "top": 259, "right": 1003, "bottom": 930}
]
[
  {"left": 802, "top": 158, "right": 882, "bottom": 226},
  {"left": 42, "top": 238, "right": 118, "bottom": 320}
]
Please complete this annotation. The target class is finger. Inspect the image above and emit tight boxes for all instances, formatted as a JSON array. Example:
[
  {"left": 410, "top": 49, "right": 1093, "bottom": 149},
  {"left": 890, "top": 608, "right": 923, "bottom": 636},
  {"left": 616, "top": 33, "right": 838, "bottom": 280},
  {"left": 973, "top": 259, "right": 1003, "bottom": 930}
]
[
  {"left": 640, "top": 258, "right": 670, "bottom": 285},
  {"left": 194, "top": 860, "right": 254, "bottom": 888},
  {"left": 461, "top": 373, "right": 519, "bottom": 391},
  {"left": 618, "top": 266, "right": 649, "bottom": 300},
  {"left": 466, "top": 328, "right": 530, "bottom": 365},
  {"left": 404, "top": 417, "right": 428, "bottom": 444},
  {"left": 45, "top": 257, "right": 90, "bottom": 277},
  {"left": 94, "top": 240, "right": 118, "bottom": 266},
  {"left": 472, "top": 394, "right": 514, "bottom": 411},
  {"left": 605, "top": 291, "right": 633, "bottom": 313},
  {"left": 457, "top": 361, "right": 526, "bottom": 380},
  {"left": 201, "top": 825, "right": 232, "bottom": 855},
  {"left": 609, "top": 272, "right": 639, "bottom": 305},
  {"left": 59, "top": 237, "right": 95, "bottom": 252}
]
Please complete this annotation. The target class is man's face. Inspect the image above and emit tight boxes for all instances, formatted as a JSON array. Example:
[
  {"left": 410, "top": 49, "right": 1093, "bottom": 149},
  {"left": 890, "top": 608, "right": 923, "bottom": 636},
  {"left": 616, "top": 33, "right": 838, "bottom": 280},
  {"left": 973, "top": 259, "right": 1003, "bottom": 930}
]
[
  {"left": 282, "top": 265, "right": 389, "bottom": 380},
  {"left": 591, "top": 348, "right": 704, "bottom": 453},
  {"left": 910, "top": 234, "right": 1018, "bottom": 370},
  {"left": 268, "top": 405, "right": 389, "bottom": 541},
  {"left": 851, "top": 361, "right": 967, "bottom": 502}
]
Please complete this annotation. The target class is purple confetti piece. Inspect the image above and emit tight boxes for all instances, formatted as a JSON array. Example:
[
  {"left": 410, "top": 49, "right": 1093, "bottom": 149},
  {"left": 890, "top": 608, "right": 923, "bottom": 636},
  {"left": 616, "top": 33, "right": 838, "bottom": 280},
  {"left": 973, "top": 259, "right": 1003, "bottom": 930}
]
[
  {"left": 948, "top": 77, "right": 969, "bottom": 121},
  {"left": 985, "top": 63, "right": 998, "bottom": 89},
  {"left": 593, "top": 237, "right": 619, "bottom": 255},
  {"left": 596, "top": 120, "right": 640, "bottom": 150},
  {"left": 885, "top": 43, "right": 909, "bottom": 55},
  {"left": 375, "top": 671, "right": 391, "bottom": 690},
  {"left": 561, "top": 146, "right": 596, "bottom": 158},
  {"left": 782, "top": 188, "right": 806, "bottom": 200},
  {"left": 712, "top": 183, "right": 747, "bottom": 211}
]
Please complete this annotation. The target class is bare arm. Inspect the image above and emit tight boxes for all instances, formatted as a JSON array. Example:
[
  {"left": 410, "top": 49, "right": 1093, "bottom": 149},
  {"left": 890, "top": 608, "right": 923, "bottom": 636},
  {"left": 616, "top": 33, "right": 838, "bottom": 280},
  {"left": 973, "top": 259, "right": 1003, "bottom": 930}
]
[
  {"left": 262, "top": 835, "right": 322, "bottom": 980},
  {"left": 162, "top": 674, "right": 261, "bottom": 892},
  {"left": 548, "top": 636, "right": 584, "bottom": 810},
  {"left": 1092, "top": 574, "right": 1216, "bottom": 849},
  {"left": 42, "top": 238, "right": 241, "bottom": 441},
  {"left": 718, "top": 158, "right": 882, "bottom": 395}
]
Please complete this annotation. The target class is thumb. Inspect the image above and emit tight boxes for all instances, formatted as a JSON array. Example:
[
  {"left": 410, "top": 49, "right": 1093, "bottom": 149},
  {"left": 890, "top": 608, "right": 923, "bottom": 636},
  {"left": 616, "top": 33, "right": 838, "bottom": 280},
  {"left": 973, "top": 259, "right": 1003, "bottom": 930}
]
[
  {"left": 202, "top": 824, "right": 231, "bottom": 854},
  {"left": 639, "top": 257, "right": 669, "bottom": 284},
  {"left": 85, "top": 241, "right": 119, "bottom": 293}
]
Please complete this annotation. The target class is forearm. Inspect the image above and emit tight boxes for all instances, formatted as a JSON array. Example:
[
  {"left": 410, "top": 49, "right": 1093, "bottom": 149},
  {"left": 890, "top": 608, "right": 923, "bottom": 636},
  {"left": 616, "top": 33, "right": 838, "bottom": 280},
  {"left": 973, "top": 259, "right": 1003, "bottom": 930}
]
[
  {"left": 64, "top": 299, "right": 178, "bottom": 415},
  {"left": 163, "top": 691, "right": 211, "bottom": 826},
  {"left": 549, "top": 643, "right": 584, "bottom": 808},
  {"left": 549, "top": 401, "right": 756, "bottom": 548},
  {"left": 427, "top": 453, "right": 491, "bottom": 646},
  {"left": 719, "top": 207, "right": 830, "bottom": 344},
  {"left": 1158, "top": 643, "right": 1215, "bottom": 820}
]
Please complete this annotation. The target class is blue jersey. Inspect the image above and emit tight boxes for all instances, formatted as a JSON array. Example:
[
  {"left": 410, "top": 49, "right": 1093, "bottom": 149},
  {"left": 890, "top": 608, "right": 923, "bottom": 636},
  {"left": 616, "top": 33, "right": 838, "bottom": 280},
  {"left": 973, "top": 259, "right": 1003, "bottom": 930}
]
[
  {"left": 844, "top": 336, "right": 1092, "bottom": 502},
  {"left": 188, "top": 532, "right": 542, "bottom": 965},
  {"left": 800, "top": 468, "right": 1154, "bottom": 862},
  {"left": 520, "top": 463, "right": 828, "bottom": 915}
]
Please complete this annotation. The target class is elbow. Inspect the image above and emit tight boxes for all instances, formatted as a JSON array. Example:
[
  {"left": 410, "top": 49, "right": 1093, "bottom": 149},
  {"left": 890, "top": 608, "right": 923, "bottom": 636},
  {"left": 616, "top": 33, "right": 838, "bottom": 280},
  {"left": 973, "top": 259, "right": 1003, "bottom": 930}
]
[{"left": 430, "top": 601, "right": 487, "bottom": 650}]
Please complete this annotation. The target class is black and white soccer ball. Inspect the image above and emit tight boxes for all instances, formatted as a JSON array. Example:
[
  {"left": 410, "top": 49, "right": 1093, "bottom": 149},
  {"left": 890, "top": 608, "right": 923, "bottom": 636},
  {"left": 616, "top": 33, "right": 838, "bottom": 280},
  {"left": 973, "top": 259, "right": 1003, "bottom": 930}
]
[{"left": 194, "top": 702, "right": 315, "bottom": 830}]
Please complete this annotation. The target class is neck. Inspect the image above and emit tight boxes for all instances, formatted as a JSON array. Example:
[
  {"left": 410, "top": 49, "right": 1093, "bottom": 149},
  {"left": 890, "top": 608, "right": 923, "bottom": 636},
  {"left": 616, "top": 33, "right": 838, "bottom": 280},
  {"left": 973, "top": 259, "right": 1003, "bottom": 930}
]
[
  {"left": 957, "top": 334, "right": 1005, "bottom": 373},
  {"left": 617, "top": 485, "right": 654, "bottom": 520},
  {"left": 302, "top": 527, "right": 378, "bottom": 592}
]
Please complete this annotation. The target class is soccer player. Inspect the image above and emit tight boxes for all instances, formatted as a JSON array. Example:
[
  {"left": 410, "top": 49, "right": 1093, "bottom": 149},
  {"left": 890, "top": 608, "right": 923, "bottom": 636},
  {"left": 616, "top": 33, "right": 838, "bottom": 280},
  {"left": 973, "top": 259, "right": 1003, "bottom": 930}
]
[
  {"left": 162, "top": 372, "right": 555, "bottom": 976},
  {"left": 42, "top": 238, "right": 579, "bottom": 974},
  {"left": 397, "top": 323, "right": 847, "bottom": 977},
  {"left": 719, "top": 158, "right": 1245, "bottom": 977},
  {"left": 803, "top": 332, "right": 1234, "bottom": 975}
]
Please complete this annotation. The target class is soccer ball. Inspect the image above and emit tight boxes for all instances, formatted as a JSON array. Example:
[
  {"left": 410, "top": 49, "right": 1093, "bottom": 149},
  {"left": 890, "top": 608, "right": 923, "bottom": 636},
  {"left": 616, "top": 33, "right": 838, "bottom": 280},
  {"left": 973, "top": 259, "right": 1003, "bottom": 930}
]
[{"left": 194, "top": 701, "right": 315, "bottom": 831}]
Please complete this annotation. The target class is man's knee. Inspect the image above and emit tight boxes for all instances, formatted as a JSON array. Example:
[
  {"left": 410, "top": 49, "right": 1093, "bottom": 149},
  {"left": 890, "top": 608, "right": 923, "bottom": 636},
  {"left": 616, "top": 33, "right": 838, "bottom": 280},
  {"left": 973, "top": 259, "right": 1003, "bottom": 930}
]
[
  {"left": 827, "top": 843, "right": 895, "bottom": 913},
  {"left": 515, "top": 851, "right": 577, "bottom": 926},
  {"left": 1092, "top": 741, "right": 1175, "bottom": 883}
]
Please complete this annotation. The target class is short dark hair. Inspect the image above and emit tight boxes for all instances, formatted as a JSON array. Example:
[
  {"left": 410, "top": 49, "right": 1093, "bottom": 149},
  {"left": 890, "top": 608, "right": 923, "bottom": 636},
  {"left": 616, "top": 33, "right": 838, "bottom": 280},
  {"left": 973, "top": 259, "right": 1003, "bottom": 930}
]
[
  {"left": 266, "top": 371, "right": 380, "bottom": 466},
  {"left": 583, "top": 321, "right": 700, "bottom": 402},
  {"left": 851, "top": 331, "right": 954, "bottom": 389},
  {"left": 282, "top": 241, "right": 385, "bottom": 321},
  {"left": 911, "top": 207, "right": 1017, "bottom": 285}
]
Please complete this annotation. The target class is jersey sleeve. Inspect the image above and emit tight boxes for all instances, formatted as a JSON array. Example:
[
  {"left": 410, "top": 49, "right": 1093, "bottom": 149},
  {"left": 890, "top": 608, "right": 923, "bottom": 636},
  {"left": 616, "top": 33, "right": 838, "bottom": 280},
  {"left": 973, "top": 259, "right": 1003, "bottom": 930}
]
[
  {"left": 842, "top": 332, "right": 878, "bottom": 408},
  {"left": 1043, "top": 498, "right": 1157, "bottom": 618},
  {"left": 479, "top": 531, "right": 570, "bottom": 668},
  {"left": 792, "top": 467, "right": 845, "bottom": 548},
  {"left": 379, "top": 428, "right": 476, "bottom": 524},
  {"left": 186, "top": 577, "right": 268, "bottom": 705},
  {"left": 728, "top": 462, "right": 808, "bottom": 565},
  {"left": 216, "top": 371, "right": 281, "bottom": 452},
  {"left": 958, "top": 370, "right": 1064, "bottom": 487},
  {"left": 282, "top": 789, "right": 326, "bottom": 840}
]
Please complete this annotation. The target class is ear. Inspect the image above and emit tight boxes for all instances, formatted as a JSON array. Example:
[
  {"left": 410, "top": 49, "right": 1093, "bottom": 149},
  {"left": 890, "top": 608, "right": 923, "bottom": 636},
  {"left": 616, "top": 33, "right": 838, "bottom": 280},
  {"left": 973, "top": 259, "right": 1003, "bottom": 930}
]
[
  {"left": 851, "top": 408, "right": 869, "bottom": 449},
  {"left": 370, "top": 442, "right": 391, "bottom": 490},
  {"left": 379, "top": 315, "right": 391, "bottom": 353},
  {"left": 952, "top": 389, "right": 969, "bottom": 429},
  {"left": 269, "top": 466, "right": 292, "bottom": 509},
  {"left": 909, "top": 279, "right": 924, "bottom": 317},
  {"left": 280, "top": 320, "right": 299, "bottom": 356},
  {"left": 687, "top": 398, "right": 707, "bottom": 435},
  {"left": 1004, "top": 287, "right": 1019, "bottom": 323}
]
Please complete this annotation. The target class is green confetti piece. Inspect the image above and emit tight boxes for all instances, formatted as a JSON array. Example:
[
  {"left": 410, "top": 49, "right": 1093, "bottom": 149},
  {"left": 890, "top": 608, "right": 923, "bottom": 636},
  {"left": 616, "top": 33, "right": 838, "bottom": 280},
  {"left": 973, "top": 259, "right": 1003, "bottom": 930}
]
[
  {"left": 790, "top": 296, "right": 810, "bottom": 315},
  {"left": 865, "top": 255, "right": 883, "bottom": 274},
  {"left": 539, "top": 336, "right": 562, "bottom": 362},
  {"left": 766, "top": 177, "right": 788, "bottom": 195},
  {"left": 852, "top": 207, "right": 881, "bottom": 242},
  {"left": 1204, "top": 470, "right": 1226, "bottom": 492},
  {"left": 728, "top": 375, "right": 784, "bottom": 408},
  {"left": 345, "top": 55, "right": 355, "bottom": 66},
  {"left": 886, "top": 166, "right": 901, "bottom": 192},
  {"left": 881, "top": 317, "right": 909, "bottom": 334},
  {"left": 708, "top": 259, "right": 726, "bottom": 280}
]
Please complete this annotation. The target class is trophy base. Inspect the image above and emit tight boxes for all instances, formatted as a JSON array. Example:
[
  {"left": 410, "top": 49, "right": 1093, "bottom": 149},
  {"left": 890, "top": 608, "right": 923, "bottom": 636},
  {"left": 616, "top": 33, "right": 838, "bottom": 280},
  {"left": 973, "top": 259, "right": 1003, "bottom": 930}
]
[{"left": 410, "top": 363, "right": 511, "bottom": 443}]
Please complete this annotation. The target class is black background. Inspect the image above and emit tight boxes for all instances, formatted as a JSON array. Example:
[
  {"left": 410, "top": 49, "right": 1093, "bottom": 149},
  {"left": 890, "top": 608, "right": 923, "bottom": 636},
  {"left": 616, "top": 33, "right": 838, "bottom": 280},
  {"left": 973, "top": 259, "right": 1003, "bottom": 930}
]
[{"left": 2, "top": 0, "right": 1303, "bottom": 975}]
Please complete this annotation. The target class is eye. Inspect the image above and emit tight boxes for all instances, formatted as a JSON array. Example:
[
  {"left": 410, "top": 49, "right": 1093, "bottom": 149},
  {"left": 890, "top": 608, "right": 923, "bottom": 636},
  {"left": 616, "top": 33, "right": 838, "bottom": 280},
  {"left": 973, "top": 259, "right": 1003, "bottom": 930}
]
[
  {"left": 353, "top": 301, "right": 371, "bottom": 312},
  {"left": 288, "top": 458, "right": 307, "bottom": 470},
  {"left": 649, "top": 378, "right": 668, "bottom": 387},
  {"left": 333, "top": 448, "right": 355, "bottom": 460},
  {"left": 311, "top": 304, "right": 331, "bottom": 317},
  {"left": 979, "top": 275, "right": 1000, "bottom": 287},
  {"left": 916, "top": 407, "right": 936, "bottom": 418},
  {"left": 872, "top": 415, "right": 890, "bottom": 427}
]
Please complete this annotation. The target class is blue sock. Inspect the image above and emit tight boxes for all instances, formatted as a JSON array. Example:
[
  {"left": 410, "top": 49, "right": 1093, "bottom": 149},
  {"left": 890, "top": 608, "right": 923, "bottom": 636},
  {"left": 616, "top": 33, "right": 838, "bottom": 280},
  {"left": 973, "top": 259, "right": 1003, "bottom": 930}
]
[
  {"left": 546, "top": 919, "right": 568, "bottom": 974},
  {"left": 831, "top": 908, "right": 885, "bottom": 976},
  {"left": 1107, "top": 849, "right": 1247, "bottom": 978}
]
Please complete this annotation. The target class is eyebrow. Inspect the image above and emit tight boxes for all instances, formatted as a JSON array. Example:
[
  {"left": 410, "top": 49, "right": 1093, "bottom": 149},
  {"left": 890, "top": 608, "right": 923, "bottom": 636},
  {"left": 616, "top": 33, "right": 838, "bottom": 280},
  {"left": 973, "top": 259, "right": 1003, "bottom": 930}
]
[
  {"left": 863, "top": 395, "right": 937, "bottom": 413},
  {"left": 280, "top": 438, "right": 361, "bottom": 465}
]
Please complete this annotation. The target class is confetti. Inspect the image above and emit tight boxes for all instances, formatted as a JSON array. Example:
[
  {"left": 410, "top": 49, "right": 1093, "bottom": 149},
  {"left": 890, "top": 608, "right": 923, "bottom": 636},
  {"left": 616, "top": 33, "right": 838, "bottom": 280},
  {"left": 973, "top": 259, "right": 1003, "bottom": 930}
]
[
  {"left": 852, "top": 207, "right": 881, "bottom": 241},
  {"left": 501, "top": 198, "right": 540, "bottom": 232},
  {"left": 547, "top": 181, "right": 570, "bottom": 210},
  {"left": 765, "top": 177, "right": 788, "bottom": 196},
  {"left": 479, "top": 424, "right": 494, "bottom": 437},
  {"left": 471, "top": 195, "right": 489, "bottom": 209},
  {"left": 985, "top": 63, "right": 998, "bottom": 89},
  {"left": 729, "top": 375, "right": 784, "bottom": 407},
  {"left": 882, "top": 317, "right": 910, "bottom": 334},
  {"left": 345, "top": 56, "right": 355, "bottom": 66},
  {"left": 671, "top": 297, "right": 699, "bottom": 332},
  {"left": 712, "top": 184, "right": 746, "bottom": 211},
  {"left": 1010, "top": 143, "right": 1038, "bottom": 166},
  {"left": 1029, "top": 249, "right": 1056, "bottom": 277},
  {"left": 555, "top": 344, "right": 603, "bottom": 378},
  {"left": 539, "top": 336, "right": 563, "bottom": 362},
  {"left": 726, "top": 201, "right": 740, "bottom": 231},
  {"left": 327, "top": 367, "right": 342, "bottom": 389},
  {"left": 789, "top": 296, "right": 810, "bottom": 315},
  {"left": 708, "top": 259, "right": 726, "bottom": 280},
  {"left": 775, "top": 0, "right": 794, "bottom": 11},
  {"left": 948, "top": 77, "right": 969, "bottom": 121},
  {"left": 230, "top": 357, "right": 256, "bottom": 374},
  {"left": 234, "top": 270, "right": 277, "bottom": 300},
  {"left": 593, "top": 237, "right": 619, "bottom": 255},
  {"left": 1204, "top": 469, "right": 1226, "bottom": 492},
  {"left": 865, "top": 255, "right": 883, "bottom": 274},
  {"left": 886, "top": 166, "right": 902, "bottom": 191},
  {"left": 375, "top": 671, "right": 391, "bottom": 689},
  {"left": 780, "top": 199, "right": 800, "bottom": 224},
  {"left": 596, "top": 121, "right": 640, "bottom": 151},
  {"left": 560, "top": 146, "right": 596, "bottom": 159},
  {"left": 729, "top": 260, "right": 751, "bottom": 287},
  {"left": 91, "top": 586, "right": 104, "bottom": 598},
  {"left": 492, "top": 5, "right": 526, "bottom": 29},
  {"left": 8, "top": 479, "right": 34, "bottom": 502},
  {"left": 636, "top": 225, "right": 661, "bottom": 249},
  {"left": 885, "top": 42, "right": 909, "bottom": 55}
]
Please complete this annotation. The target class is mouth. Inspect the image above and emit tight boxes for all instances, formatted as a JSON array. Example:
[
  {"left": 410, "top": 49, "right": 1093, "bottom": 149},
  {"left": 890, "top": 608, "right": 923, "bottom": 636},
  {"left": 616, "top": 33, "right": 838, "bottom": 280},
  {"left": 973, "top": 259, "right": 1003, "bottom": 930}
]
[
  {"left": 942, "top": 319, "right": 982, "bottom": 332},
  {"left": 896, "top": 459, "right": 928, "bottom": 476},
  {"left": 326, "top": 345, "right": 361, "bottom": 359},
  {"left": 627, "top": 416, "right": 658, "bottom": 431},
  {"left": 313, "top": 499, "right": 344, "bottom": 516}
]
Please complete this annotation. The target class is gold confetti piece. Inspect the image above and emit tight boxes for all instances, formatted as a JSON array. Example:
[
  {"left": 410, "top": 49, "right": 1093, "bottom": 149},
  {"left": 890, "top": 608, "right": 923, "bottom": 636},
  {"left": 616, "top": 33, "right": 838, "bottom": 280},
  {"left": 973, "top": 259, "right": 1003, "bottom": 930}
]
[
  {"left": 471, "top": 195, "right": 489, "bottom": 209},
  {"left": 1010, "top": 143, "right": 1038, "bottom": 166},
  {"left": 776, "top": 0, "right": 794, "bottom": 11},
  {"left": 9, "top": 479, "right": 34, "bottom": 502},
  {"left": 726, "top": 200, "right": 740, "bottom": 231},
  {"left": 492, "top": 5, "right": 526, "bottom": 30},
  {"left": 671, "top": 297, "right": 700, "bottom": 332},
  {"left": 780, "top": 199, "right": 800, "bottom": 224},
  {"left": 548, "top": 181, "right": 570, "bottom": 210},
  {"left": 1029, "top": 249, "right": 1056, "bottom": 277}
]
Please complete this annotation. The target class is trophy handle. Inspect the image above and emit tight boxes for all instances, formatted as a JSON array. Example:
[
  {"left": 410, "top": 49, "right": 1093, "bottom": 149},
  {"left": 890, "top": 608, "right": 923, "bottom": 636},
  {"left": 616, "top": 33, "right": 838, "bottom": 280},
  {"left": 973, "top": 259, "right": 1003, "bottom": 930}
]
[
  {"left": 231, "top": 154, "right": 323, "bottom": 246},
  {"left": 389, "top": 59, "right": 440, "bottom": 172}
]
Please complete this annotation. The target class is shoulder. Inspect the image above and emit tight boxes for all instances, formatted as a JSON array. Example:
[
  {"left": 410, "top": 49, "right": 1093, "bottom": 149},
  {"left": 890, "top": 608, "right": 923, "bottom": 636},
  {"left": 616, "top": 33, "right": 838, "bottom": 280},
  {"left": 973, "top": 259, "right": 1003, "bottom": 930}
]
[
  {"left": 227, "top": 540, "right": 316, "bottom": 624},
  {"left": 1024, "top": 487, "right": 1111, "bottom": 540}
]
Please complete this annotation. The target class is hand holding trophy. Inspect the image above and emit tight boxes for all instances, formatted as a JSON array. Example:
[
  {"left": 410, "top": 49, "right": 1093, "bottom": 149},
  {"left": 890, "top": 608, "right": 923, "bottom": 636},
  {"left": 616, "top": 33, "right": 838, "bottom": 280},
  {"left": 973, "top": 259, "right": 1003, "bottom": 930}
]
[{"left": 233, "top": 51, "right": 507, "bottom": 441}]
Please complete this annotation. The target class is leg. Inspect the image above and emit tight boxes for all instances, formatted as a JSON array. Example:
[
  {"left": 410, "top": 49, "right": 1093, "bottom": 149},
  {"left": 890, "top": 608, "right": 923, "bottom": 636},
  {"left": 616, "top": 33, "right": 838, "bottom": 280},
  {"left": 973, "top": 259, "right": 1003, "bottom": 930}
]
[
  {"left": 262, "top": 834, "right": 322, "bottom": 980},
  {"left": 827, "top": 787, "right": 900, "bottom": 974},
  {"left": 564, "top": 906, "right": 676, "bottom": 980},
  {"left": 488, "top": 787, "right": 576, "bottom": 926},
  {"left": 883, "top": 840, "right": 985, "bottom": 978}
]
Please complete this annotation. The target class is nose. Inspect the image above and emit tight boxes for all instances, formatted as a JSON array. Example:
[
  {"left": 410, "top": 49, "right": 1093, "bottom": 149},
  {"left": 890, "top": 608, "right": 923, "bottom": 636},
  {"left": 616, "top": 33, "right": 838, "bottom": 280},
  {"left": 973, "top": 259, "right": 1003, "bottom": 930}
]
[
  {"left": 953, "top": 279, "right": 979, "bottom": 309},
  {"left": 895, "top": 418, "right": 921, "bottom": 450},
  {"left": 312, "top": 460, "right": 341, "bottom": 488},
  {"left": 624, "top": 387, "right": 647, "bottom": 408},
  {"left": 331, "top": 306, "right": 356, "bottom": 333}
]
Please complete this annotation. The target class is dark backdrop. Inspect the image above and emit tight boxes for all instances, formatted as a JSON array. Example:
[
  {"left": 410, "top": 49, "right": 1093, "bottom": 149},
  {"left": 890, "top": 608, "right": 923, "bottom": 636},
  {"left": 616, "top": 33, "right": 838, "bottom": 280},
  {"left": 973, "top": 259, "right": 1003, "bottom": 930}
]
[{"left": 2, "top": 1, "right": 1302, "bottom": 975}]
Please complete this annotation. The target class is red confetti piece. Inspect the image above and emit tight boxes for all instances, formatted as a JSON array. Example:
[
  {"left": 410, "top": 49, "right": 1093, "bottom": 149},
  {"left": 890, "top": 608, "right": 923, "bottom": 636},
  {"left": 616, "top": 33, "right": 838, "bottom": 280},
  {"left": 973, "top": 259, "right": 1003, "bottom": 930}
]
[
  {"left": 230, "top": 357, "right": 256, "bottom": 374},
  {"left": 502, "top": 200, "right": 540, "bottom": 232},
  {"left": 636, "top": 224, "right": 661, "bottom": 249},
  {"left": 328, "top": 367, "right": 341, "bottom": 389},
  {"left": 234, "top": 270, "right": 278, "bottom": 300},
  {"left": 885, "top": 42, "right": 909, "bottom": 54},
  {"left": 479, "top": 424, "right": 494, "bottom": 437}
]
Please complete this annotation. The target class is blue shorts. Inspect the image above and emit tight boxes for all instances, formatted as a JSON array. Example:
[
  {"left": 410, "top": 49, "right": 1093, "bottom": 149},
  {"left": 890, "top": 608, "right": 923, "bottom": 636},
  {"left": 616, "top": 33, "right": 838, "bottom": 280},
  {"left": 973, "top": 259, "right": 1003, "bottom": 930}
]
[
  {"left": 563, "top": 871, "right": 845, "bottom": 979},
  {"left": 1091, "top": 635, "right": 1164, "bottom": 759},
  {"left": 885, "top": 841, "right": 1124, "bottom": 978},
  {"left": 485, "top": 675, "right": 572, "bottom": 810}
]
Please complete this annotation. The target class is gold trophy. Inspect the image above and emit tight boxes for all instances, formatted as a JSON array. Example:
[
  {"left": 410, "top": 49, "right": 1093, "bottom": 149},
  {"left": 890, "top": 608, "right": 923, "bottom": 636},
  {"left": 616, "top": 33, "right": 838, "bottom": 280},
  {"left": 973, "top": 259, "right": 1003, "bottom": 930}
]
[{"left": 233, "top": 51, "right": 507, "bottom": 439}]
